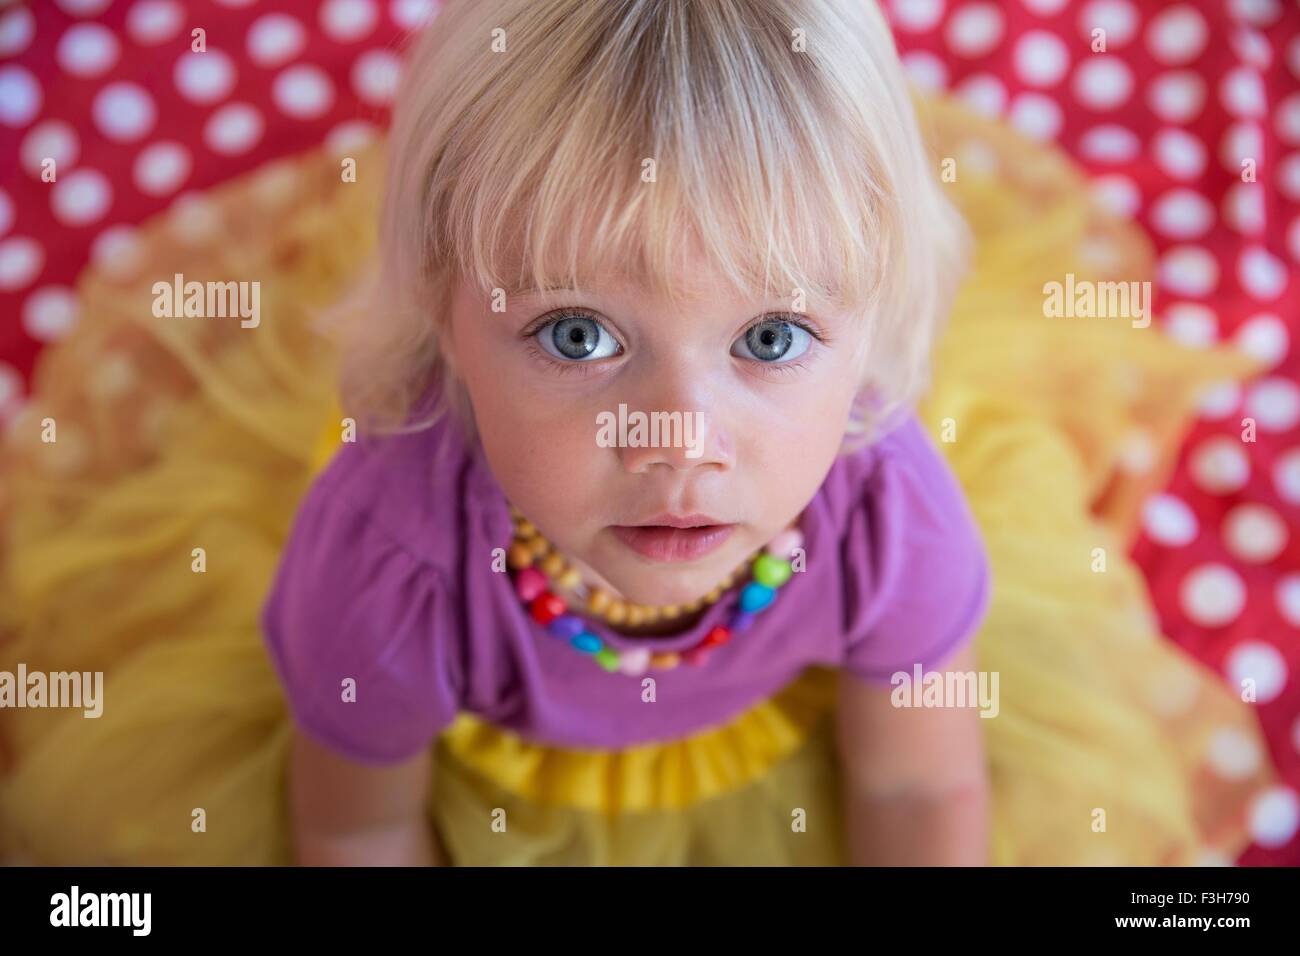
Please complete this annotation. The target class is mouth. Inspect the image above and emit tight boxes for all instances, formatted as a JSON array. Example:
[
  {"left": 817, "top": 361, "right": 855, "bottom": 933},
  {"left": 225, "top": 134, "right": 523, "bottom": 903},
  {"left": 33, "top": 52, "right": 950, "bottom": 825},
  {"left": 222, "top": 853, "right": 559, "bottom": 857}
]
[{"left": 609, "top": 517, "right": 736, "bottom": 563}]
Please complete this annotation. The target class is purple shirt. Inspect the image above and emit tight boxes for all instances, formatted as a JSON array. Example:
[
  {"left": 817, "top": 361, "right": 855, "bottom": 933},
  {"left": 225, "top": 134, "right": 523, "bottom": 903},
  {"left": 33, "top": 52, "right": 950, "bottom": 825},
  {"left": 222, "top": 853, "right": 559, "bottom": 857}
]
[{"left": 261, "top": 407, "right": 992, "bottom": 765}]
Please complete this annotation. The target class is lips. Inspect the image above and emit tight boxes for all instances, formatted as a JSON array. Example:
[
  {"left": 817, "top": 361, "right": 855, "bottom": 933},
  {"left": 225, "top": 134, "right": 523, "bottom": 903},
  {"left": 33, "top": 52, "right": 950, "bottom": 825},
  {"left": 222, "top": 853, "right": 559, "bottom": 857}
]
[{"left": 610, "top": 523, "right": 736, "bottom": 562}]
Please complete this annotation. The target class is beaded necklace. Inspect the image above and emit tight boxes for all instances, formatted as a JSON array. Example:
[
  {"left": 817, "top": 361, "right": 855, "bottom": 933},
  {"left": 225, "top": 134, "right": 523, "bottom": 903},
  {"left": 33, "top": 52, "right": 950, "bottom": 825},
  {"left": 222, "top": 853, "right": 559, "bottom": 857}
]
[{"left": 506, "top": 506, "right": 804, "bottom": 675}]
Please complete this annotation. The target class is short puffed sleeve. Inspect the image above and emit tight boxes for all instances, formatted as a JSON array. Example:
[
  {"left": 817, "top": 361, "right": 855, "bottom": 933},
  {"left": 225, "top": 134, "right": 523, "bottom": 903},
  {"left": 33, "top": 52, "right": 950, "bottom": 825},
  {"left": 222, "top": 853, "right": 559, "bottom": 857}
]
[
  {"left": 839, "top": 414, "right": 992, "bottom": 684},
  {"left": 260, "top": 478, "right": 464, "bottom": 766}
]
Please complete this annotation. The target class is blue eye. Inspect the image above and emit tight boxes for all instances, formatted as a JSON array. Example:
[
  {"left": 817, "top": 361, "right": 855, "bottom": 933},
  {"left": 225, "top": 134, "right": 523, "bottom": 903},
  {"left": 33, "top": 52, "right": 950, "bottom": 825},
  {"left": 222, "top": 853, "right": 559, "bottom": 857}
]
[
  {"left": 535, "top": 312, "right": 622, "bottom": 361},
  {"left": 731, "top": 316, "right": 813, "bottom": 363}
]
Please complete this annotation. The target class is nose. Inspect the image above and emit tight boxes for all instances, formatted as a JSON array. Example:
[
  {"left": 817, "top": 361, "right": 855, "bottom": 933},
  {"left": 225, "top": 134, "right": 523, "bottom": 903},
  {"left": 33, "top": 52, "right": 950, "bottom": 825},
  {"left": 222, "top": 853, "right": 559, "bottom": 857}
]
[{"left": 613, "top": 400, "right": 734, "bottom": 475}]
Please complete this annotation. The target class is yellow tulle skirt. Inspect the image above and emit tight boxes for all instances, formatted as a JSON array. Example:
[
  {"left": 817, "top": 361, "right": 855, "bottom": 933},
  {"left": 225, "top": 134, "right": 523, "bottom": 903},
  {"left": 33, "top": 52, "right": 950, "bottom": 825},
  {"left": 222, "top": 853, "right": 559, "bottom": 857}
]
[{"left": 0, "top": 95, "right": 1275, "bottom": 865}]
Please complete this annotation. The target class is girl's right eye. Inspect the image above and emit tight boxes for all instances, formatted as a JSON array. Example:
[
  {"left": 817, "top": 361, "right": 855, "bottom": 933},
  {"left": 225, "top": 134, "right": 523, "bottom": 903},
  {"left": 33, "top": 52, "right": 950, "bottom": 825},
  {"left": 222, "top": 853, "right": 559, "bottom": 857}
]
[{"left": 534, "top": 311, "right": 622, "bottom": 362}]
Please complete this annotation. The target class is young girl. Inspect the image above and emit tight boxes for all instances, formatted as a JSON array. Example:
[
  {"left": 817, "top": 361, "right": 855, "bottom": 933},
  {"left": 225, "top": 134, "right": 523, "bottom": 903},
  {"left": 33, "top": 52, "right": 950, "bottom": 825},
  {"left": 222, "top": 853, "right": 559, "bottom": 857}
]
[{"left": 0, "top": 0, "right": 1271, "bottom": 866}]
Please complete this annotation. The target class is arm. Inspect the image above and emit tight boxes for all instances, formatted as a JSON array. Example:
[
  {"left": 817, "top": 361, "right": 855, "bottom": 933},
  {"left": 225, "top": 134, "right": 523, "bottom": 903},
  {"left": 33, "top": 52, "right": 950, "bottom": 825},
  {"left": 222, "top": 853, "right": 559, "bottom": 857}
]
[
  {"left": 835, "top": 643, "right": 990, "bottom": 866},
  {"left": 288, "top": 728, "right": 446, "bottom": 866}
]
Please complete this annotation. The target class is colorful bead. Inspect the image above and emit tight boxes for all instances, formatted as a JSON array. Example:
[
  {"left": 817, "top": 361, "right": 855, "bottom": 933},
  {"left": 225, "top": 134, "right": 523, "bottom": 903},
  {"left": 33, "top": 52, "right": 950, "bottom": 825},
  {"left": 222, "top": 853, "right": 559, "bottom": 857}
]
[
  {"left": 766, "top": 528, "right": 803, "bottom": 559},
  {"left": 571, "top": 632, "right": 601, "bottom": 653},
  {"left": 739, "top": 582, "right": 775, "bottom": 612},
  {"left": 619, "top": 648, "right": 651, "bottom": 675},
  {"left": 548, "top": 614, "right": 586, "bottom": 639},
  {"left": 730, "top": 610, "right": 756, "bottom": 632},
  {"left": 682, "top": 645, "right": 712, "bottom": 666},
  {"left": 650, "top": 652, "right": 681, "bottom": 669},
  {"left": 515, "top": 566, "right": 547, "bottom": 602},
  {"left": 530, "top": 592, "right": 566, "bottom": 625},
  {"left": 701, "top": 625, "right": 731, "bottom": 648},
  {"left": 594, "top": 647, "right": 621, "bottom": 671},
  {"left": 752, "top": 553, "right": 792, "bottom": 588}
]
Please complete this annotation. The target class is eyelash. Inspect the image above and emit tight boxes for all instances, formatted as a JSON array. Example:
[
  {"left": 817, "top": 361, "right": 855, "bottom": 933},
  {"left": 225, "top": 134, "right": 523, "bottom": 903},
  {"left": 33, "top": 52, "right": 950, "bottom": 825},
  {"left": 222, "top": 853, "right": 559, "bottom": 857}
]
[{"left": 521, "top": 307, "right": 829, "bottom": 378}]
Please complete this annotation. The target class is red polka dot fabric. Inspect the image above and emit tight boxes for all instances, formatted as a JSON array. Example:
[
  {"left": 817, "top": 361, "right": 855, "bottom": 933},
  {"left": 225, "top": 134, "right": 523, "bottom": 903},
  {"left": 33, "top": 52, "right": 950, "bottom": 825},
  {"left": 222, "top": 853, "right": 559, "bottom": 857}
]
[{"left": 1, "top": 0, "right": 1298, "bottom": 864}]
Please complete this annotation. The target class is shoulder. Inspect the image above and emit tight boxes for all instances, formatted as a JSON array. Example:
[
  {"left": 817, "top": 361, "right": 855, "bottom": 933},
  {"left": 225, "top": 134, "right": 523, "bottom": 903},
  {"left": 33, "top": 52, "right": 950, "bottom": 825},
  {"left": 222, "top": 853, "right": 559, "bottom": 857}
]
[
  {"left": 258, "top": 412, "right": 481, "bottom": 764},
  {"left": 833, "top": 410, "right": 992, "bottom": 684}
]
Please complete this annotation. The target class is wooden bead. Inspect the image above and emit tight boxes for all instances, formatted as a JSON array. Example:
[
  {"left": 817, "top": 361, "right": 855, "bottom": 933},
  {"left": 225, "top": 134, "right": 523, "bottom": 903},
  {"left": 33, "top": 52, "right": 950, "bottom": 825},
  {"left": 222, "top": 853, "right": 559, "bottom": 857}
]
[
  {"left": 587, "top": 589, "right": 612, "bottom": 614},
  {"left": 649, "top": 652, "right": 680, "bottom": 669},
  {"left": 527, "top": 535, "right": 550, "bottom": 558},
  {"left": 515, "top": 518, "right": 536, "bottom": 538},
  {"left": 507, "top": 542, "right": 534, "bottom": 570},
  {"left": 556, "top": 567, "right": 582, "bottom": 590},
  {"left": 605, "top": 600, "right": 628, "bottom": 625},
  {"left": 625, "top": 605, "right": 646, "bottom": 627},
  {"left": 540, "top": 551, "right": 566, "bottom": 577}
]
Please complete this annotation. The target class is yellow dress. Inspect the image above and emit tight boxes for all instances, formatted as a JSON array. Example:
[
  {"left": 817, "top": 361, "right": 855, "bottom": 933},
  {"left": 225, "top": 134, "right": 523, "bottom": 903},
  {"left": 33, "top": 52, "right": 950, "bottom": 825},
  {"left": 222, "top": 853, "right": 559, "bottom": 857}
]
[{"left": 0, "top": 95, "right": 1275, "bottom": 865}]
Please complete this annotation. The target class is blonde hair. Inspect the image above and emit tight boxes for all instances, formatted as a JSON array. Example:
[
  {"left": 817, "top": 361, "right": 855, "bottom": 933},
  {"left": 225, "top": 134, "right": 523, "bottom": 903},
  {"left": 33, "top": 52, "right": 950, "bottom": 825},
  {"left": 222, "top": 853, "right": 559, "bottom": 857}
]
[{"left": 338, "top": 0, "right": 970, "bottom": 453}]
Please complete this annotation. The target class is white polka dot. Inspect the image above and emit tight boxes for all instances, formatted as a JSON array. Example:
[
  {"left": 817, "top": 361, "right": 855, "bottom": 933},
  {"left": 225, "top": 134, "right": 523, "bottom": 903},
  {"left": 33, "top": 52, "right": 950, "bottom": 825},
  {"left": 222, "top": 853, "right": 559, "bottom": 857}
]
[
  {"left": 90, "top": 225, "right": 146, "bottom": 280},
  {"left": 1014, "top": 30, "right": 1070, "bottom": 88},
  {"left": 1147, "top": 70, "right": 1205, "bottom": 123},
  {"left": 1223, "top": 504, "right": 1288, "bottom": 563},
  {"left": 93, "top": 83, "right": 157, "bottom": 142},
  {"left": 1206, "top": 726, "right": 1264, "bottom": 779},
  {"left": 1197, "top": 380, "right": 1242, "bottom": 419},
  {"left": 1220, "top": 121, "right": 1263, "bottom": 174},
  {"left": 54, "top": 0, "right": 112, "bottom": 16},
  {"left": 1277, "top": 93, "right": 1300, "bottom": 146},
  {"left": 1090, "top": 173, "right": 1140, "bottom": 217},
  {"left": 50, "top": 168, "right": 112, "bottom": 227},
  {"left": 126, "top": 0, "right": 184, "bottom": 45},
  {"left": 945, "top": 3, "right": 1004, "bottom": 58},
  {"left": 889, "top": 0, "right": 946, "bottom": 32},
  {"left": 57, "top": 23, "right": 120, "bottom": 77},
  {"left": 21, "top": 286, "right": 79, "bottom": 341},
  {"left": 1142, "top": 493, "right": 1199, "bottom": 546},
  {"left": 325, "top": 120, "right": 379, "bottom": 157},
  {"left": 1248, "top": 787, "right": 1299, "bottom": 848},
  {"left": 955, "top": 73, "right": 1006, "bottom": 117},
  {"left": 391, "top": 0, "right": 437, "bottom": 31},
  {"left": 273, "top": 65, "right": 336, "bottom": 120},
  {"left": 1150, "top": 188, "right": 1214, "bottom": 239},
  {"left": 1234, "top": 313, "right": 1288, "bottom": 366},
  {"left": 1189, "top": 436, "right": 1249, "bottom": 494},
  {"left": 1277, "top": 572, "right": 1300, "bottom": 624},
  {"left": 352, "top": 49, "right": 402, "bottom": 105},
  {"left": 20, "top": 120, "right": 80, "bottom": 178},
  {"left": 1072, "top": 57, "right": 1133, "bottom": 110},
  {"left": 174, "top": 49, "right": 237, "bottom": 106},
  {"left": 1150, "top": 127, "right": 1207, "bottom": 181},
  {"left": 1223, "top": 182, "right": 1265, "bottom": 235},
  {"left": 133, "top": 142, "right": 192, "bottom": 197},
  {"left": 1231, "top": 0, "right": 1282, "bottom": 26},
  {"left": 1237, "top": 245, "right": 1287, "bottom": 300},
  {"left": 0, "top": 7, "right": 36, "bottom": 58},
  {"left": 1078, "top": 1, "right": 1138, "bottom": 47},
  {"left": 0, "top": 66, "right": 42, "bottom": 128},
  {"left": 1220, "top": 66, "right": 1268, "bottom": 120},
  {"left": 247, "top": 14, "right": 307, "bottom": 68},
  {"left": 1022, "top": 0, "right": 1068, "bottom": 13},
  {"left": 1079, "top": 124, "right": 1140, "bottom": 163},
  {"left": 1230, "top": 27, "right": 1272, "bottom": 70},
  {"left": 321, "top": 0, "right": 378, "bottom": 43},
  {"left": 1228, "top": 642, "right": 1288, "bottom": 704},
  {"left": 902, "top": 52, "right": 948, "bottom": 91},
  {"left": 1163, "top": 302, "right": 1218, "bottom": 347},
  {"left": 1008, "top": 93, "right": 1063, "bottom": 141},
  {"left": 1280, "top": 153, "right": 1300, "bottom": 201},
  {"left": 0, "top": 189, "right": 11, "bottom": 237},
  {"left": 1181, "top": 563, "right": 1247, "bottom": 626},
  {"left": 1158, "top": 245, "right": 1218, "bottom": 297},
  {"left": 0, "top": 237, "right": 44, "bottom": 291},
  {"left": 204, "top": 102, "right": 264, "bottom": 155},
  {"left": 1146, "top": 5, "right": 1208, "bottom": 65},
  {"left": 1245, "top": 377, "right": 1300, "bottom": 432}
]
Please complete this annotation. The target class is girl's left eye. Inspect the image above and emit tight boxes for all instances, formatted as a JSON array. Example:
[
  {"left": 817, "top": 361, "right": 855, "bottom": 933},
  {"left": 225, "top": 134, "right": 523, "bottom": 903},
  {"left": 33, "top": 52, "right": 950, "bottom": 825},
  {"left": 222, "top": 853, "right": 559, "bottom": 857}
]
[
  {"left": 534, "top": 311, "right": 622, "bottom": 362},
  {"left": 730, "top": 316, "right": 814, "bottom": 363}
]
